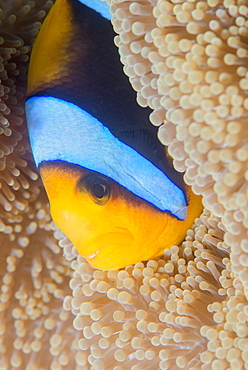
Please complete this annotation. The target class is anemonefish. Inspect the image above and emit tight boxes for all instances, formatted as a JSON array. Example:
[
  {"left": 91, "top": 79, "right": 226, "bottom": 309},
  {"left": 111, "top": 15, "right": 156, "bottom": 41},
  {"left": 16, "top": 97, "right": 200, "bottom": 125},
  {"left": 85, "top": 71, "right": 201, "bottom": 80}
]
[{"left": 25, "top": 0, "right": 203, "bottom": 270}]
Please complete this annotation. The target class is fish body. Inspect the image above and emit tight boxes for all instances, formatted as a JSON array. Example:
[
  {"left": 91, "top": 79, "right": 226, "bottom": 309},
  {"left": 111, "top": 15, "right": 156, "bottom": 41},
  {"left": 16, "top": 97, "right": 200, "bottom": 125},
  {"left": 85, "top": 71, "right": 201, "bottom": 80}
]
[{"left": 26, "top": 0, "right": 203, "bottom": 270}]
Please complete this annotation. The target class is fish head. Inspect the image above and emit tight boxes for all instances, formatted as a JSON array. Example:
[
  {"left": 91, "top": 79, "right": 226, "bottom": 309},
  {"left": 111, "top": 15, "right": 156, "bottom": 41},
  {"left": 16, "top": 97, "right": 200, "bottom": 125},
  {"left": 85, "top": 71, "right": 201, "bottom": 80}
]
[{"left": 39, "top": 161, "right": 182, "bottom": 270}]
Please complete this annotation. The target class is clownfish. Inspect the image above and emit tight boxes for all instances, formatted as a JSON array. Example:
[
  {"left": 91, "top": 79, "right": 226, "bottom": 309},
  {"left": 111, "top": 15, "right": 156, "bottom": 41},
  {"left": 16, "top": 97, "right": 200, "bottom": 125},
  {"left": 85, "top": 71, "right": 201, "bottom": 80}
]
[{"left": 25, "top": 0, "right": 203, "bottom": 270}]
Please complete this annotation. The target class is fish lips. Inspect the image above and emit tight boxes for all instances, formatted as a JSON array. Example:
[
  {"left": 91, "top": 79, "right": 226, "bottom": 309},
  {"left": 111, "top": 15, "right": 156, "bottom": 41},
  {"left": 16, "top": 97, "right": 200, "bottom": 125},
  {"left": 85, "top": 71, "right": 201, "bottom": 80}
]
[{"left": 82, "top": 229, "right": 135, "bottom": 270}]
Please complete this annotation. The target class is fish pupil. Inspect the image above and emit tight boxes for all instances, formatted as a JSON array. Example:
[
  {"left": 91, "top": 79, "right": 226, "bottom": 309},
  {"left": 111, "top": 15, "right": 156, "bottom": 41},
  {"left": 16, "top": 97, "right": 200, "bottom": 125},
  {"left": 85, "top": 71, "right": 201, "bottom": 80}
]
[{"left": 92, "top": 183, "right": 105, "bottom": 199}]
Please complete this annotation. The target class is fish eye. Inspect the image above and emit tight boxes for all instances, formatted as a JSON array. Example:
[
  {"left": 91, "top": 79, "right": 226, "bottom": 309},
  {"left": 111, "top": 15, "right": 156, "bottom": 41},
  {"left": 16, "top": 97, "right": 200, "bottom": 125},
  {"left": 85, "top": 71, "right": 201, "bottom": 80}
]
[
  {"left": 77, "top": 174, "right": 111, "bottom": 205},
  {"left": 91, "top": 183, "right": 106, "bottom": 199}
]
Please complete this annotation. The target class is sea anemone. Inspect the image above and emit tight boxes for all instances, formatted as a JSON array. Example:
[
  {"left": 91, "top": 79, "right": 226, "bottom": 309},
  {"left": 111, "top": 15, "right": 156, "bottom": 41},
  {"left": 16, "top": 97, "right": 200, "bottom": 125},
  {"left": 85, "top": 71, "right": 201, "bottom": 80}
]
[{"left": 0, "top": 0, "right": 248, "bottom": 369}]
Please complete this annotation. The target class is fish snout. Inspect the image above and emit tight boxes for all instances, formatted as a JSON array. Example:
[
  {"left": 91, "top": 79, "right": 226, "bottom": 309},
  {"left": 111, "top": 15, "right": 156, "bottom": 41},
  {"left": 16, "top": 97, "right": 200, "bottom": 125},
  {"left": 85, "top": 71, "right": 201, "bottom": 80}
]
[{"left": 81, "top": 229, "right": 136, "bottom": 270}]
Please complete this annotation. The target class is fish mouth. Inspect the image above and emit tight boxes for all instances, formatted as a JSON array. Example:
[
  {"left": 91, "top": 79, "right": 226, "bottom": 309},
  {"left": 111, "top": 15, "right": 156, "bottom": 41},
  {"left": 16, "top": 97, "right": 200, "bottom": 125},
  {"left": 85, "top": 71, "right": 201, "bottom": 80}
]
[
  {"left": 86, "top": 250, "right": 100, "bottom": 260},
  {"left": 85, "top": 229, "right": 134, "bottom": 256},
  {"left": 82, "top": 229, "right": 134, "bottom": 270}
]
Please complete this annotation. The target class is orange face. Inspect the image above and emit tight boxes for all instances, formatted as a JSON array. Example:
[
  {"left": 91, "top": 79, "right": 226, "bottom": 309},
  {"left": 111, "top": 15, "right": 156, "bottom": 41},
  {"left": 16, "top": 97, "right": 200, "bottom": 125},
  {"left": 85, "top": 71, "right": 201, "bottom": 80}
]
[{"left": 40, "top": 161, "right": 203, "bottom": 270}]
